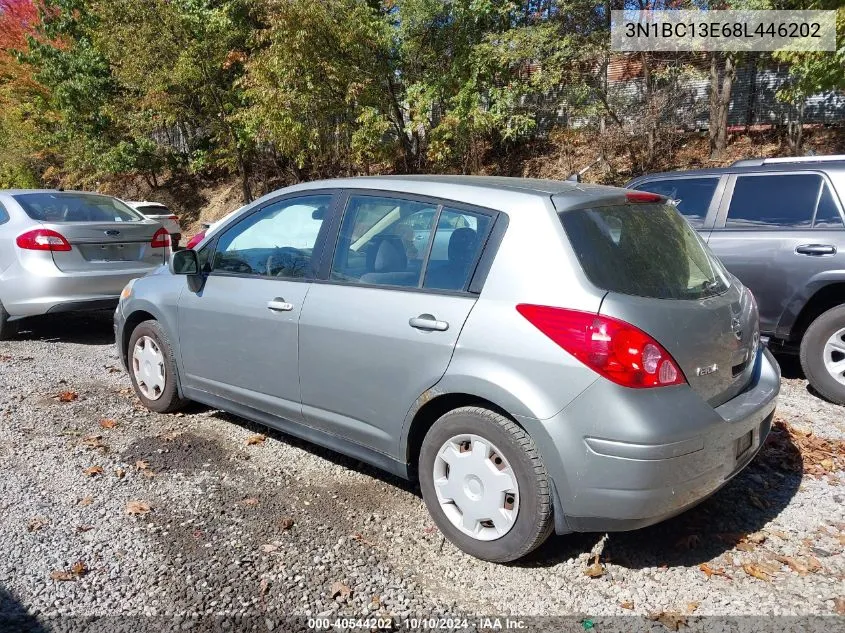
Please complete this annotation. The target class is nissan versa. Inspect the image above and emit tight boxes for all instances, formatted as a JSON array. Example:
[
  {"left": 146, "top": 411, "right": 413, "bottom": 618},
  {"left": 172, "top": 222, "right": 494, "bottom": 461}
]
[{"left": 114, "top": 176, "right": 780, "bottom": 562}]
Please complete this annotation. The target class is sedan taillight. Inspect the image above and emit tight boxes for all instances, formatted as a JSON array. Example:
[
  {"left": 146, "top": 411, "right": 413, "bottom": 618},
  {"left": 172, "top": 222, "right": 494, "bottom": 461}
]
[
  {"left": 516, "top": 304, "right": 686, "bottom": 388},
  {"left": 16, "top": 228, "right": 72, "bottom": 252},
  {"left": 151, "top": 227, "right": 170, "bottom": 249}
]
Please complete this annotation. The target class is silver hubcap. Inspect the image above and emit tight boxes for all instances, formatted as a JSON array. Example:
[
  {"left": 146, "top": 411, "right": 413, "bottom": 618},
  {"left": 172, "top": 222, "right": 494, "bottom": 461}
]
[
  {"left": 132, "top": 336, "right": 166, "bottom": 400},
  {"left": 823, "top": 327, "right": 845, "bottom": 386},
  {"left": 432, "top": 434, "right": 519, "bottom": 541}
]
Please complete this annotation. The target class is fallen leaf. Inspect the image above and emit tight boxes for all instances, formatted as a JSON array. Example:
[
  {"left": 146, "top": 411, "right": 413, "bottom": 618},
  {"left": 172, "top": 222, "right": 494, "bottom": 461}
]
[
  {"left": 699, "top": 563, "right": 731, "bottom": 579},
  {"left": 71, "top": 560, "right": 88, "bottom": 576},
  {"left": 83, "top": 466, "right": 104, "bottom": 477},
  {"left": 806, "top": 556, "right": 822, "bottom": 573},
  {"left": 620, "top": 600, "right": 635, "bottom": 610},
  {"left": 125, "top": 500, "right": 151, "bottom": 515},
  {"left": 745, "top": 531, "right": 767, "bottom": 544},
  {"left": 742, "top": 562, "right": 778, "bottom": 581},
  {"left": 115, "top": 468, "right": 126, "bottom": 479},
  {"left": 686, "top": 602, "right": 700, "bottom": 614},
  {"left": 774, "top": 555, "right": 809, "bottom": 575},
  {"left": 56, "top": 391, "right": 78, "bottom": 402},
  {"left": 99, "top": 419, "right": 117, "bottom": 429},
  {"left": 135, "top": 460, "right": 149, "bottom": 470},
  {"left": 648, "top": 611, "right": 687, "bottom": 631},
  {"left": 748, "top": 492, "right": 769, "bottom": 510},
  {"left": 350, "top": 532, "right": 375, "bottom": 546},
  {"left": 241, "top": 497, "right": 259, "bottom": 507},
  {"left": 76, "top": 525, "right": 94, "bottom": 533},
  {"left": 50, "top": 570, "right": 75, "bottom": 581},
  {"left": 246, "top": 434, "right": 266, "bottom": 446},
  {"left": 27, "top": 516, "right": 48, "bottom": 532},
  {"left": 370, "top": 595, "right": 381, "bottom": 607},
  {"left": 81, "top": 435, "right": 107, "bottom": 451},
  {"left": 834, "top": 597, "right": 845, "bottom": 615},
  {"left": 767, "top": 529, "right": 790, "bottom": 540},
  {"left": 735, "top": 542, "right": 756, "bottom": 552},
  {"left": 675, "top": 534, "right": 701, "bottom": 550},
  {"left": 330, "top": 581, "right": 352, "bottom": 600},
  {"left": 279, "top": 517, "right": 294, "bottom": 530},
  {"left": 584, "top": 561, "right": 605, "bottom": 578},
  {"left": 106, "top": 365, "right": 121, "bottom": 373},
  {"left": 78, "top": 496, "right": 93, "bottom": 506}
]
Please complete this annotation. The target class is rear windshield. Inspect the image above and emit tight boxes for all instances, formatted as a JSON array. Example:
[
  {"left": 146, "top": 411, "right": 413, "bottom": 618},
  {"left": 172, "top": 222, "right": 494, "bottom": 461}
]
[
  {"left": 13, "top": 192, "right": 144, "bottom": 223},
  {"left": 560, "top": 203, "right": 731, "bottom": 300}
]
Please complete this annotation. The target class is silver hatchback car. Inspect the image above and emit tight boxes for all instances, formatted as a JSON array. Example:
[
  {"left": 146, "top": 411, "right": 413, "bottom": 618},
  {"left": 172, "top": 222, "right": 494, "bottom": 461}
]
[
  {"left": 0, "top": 190, "right": 170, "bottom": 338},
  {"left": 114, "top": 176, "right": 780, "bottom": 562}
]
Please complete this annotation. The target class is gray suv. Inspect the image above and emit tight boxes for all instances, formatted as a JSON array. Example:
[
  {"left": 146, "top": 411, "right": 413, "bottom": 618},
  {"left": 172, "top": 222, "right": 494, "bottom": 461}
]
[
  {"left": 629, "top": 157, "right": 845, "bottom": 405},
  {"left": 115, "top": 176, "right": 778, "bottom": 562}
]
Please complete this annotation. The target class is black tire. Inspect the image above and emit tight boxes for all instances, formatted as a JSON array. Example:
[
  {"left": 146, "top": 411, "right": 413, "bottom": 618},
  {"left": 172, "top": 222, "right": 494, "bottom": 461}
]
[
  {"left": 0, "top": 300, "right": 18, "bottom": 341},
  {"left": 418, "top": 406, "right": 553, "bottom": 562},
  {"left": 800, "top": 304, "right": 845, "bottom": 406},
  {"left": 127, "top": 319, "right": 189, "bottom": 413}
]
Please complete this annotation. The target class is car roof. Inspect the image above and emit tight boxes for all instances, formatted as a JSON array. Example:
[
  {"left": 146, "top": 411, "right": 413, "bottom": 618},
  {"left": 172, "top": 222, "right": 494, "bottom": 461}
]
[
  {"left": 628, "top": 159, "right": 845, "bottom": 184},
  {"left": 280, "top": 175, "right": 629, "bottom": 210}
]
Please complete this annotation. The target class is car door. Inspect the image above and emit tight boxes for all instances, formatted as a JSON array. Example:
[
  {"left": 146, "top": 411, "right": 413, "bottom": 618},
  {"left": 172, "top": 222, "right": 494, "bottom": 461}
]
[
  {"left": 298, "top": 191, "right": 497, "bottom": 459},
  {"left": 706, "top": 172, "right": 845, "bottom": 336},
  {"left": 177, "top": 192, "right": 337, "bottom": 422},
  {"left": 629, "top": 174, "right": 724, "bottom": 239}
]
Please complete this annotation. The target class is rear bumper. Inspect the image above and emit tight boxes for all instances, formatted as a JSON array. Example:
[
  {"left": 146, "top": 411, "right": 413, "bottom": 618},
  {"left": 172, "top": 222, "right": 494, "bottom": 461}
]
[
  {"left": 0, "top": 257, "right": 156, "bottom": 318},
  {"left": 518, "top": 347, "right": 780, "bottom": 533}
]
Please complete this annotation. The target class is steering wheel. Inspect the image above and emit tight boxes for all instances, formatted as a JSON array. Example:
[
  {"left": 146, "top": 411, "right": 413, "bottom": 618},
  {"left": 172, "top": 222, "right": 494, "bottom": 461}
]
[{"left": 266, "top": 247, "right": 306, "bottom": 277}]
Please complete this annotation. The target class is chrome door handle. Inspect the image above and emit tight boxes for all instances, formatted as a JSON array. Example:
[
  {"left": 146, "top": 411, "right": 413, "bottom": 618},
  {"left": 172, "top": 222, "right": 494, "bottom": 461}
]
[
  {"left": 795, "top": 244, "right": 836, "bottom": 256},
  {"left": 409, "top": 314, "right": 449, "bottom": 331},
  {"left": 267, "top": 298, "right": 294, "bottom": 312}
]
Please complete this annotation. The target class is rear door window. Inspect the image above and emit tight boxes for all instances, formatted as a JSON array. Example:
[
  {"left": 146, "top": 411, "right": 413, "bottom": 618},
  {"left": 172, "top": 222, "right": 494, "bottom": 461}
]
[
  {"left": 725, "top": 174, "right": 821, "bottom": 229},
  {"left": 331, "top": 195, "right": 437, "bottom": 288},
  {"left": 560, "top": 203, "right": 731, "bottom": 300},
  {"left": 633, "top": 177, "right": 718, "bottom": 228},
  {"left": 423, "top": 208, "right": 492, "bottom": 291}
]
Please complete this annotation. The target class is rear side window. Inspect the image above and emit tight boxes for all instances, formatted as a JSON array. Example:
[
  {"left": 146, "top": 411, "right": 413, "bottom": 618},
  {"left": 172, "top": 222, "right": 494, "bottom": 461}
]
[
  {"left": 560, "top": 204, "right": 731, "bottom": 300},
  {"left": 725, "top": 174, "right": 821, "bottom": 228},
  {"left": 0, "top": 201, "right": 8, "bottom": 224},
  {"left": 814, "top": 183, "right": 844, "bottom": 228},
  {"left": 633, "top": 177, "right": 718, "bottom": 228},
  {"left": 13, "top": 192, "right": 144, "bottom": 222}
]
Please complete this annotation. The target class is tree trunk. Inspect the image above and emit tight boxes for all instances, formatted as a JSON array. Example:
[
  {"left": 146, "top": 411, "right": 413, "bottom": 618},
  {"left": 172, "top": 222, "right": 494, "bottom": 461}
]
[
  {"left": 709, "top": 53, "right": 736, "bottom": 159},
  {"left": 787, "top": 100, "right": 805, "bottom": 155}
]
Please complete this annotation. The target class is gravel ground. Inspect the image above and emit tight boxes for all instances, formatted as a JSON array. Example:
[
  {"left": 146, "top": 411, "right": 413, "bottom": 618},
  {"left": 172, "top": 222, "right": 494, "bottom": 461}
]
[{"left": 0, "top": 312, "right": 844, "bottom": 630}]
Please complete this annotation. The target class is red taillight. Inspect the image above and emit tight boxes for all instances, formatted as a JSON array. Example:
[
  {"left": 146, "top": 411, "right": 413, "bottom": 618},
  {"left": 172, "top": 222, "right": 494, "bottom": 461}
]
[
  {"left": 516, "top": 304, "right": 686, "bottom": 388},
  {"left": 186, "top": 230, "right": 206, "bottom": 250},
  {"left": 167, "top": 215, "right": 179, "bottom": 221},
  {"left": 151, "top": 227, "right": 170, "bottom": 248},
  {"left": 15, "top": 228, "right": 72, "bottom": 252},
  {"left": 626, "top": 191, "right": 663, "bottom": 203}
]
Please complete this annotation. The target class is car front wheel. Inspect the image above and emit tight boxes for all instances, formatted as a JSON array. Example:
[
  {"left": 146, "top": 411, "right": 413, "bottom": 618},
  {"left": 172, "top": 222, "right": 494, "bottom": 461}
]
[
  {"left": 418, "top": 406, "right": 553, "bottom": 562},
  {"left": 800, "top": 304, "right": 845, "bottom": 405},
  {"left": 127, "top": 319, "right": 188, "bottom": 413}
]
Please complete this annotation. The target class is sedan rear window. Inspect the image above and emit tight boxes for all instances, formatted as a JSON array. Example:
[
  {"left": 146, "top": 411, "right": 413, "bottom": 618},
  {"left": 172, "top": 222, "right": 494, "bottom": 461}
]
[
  {"left": 560, "top": 204, "right": 731, "bottom": 300},
  {"left": 13, "top": 192, "right": 144, "bottom": 223}
]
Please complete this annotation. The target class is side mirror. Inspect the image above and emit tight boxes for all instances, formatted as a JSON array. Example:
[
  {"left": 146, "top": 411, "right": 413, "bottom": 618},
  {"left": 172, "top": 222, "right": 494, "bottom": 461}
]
[{"left": 170, "top": 248, "right": 200, "bottom": 275}]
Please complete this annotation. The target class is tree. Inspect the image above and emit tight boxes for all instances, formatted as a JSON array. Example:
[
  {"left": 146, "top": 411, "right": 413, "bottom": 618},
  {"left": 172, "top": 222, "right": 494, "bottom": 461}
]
[{"left": 94, "top": 0, "right": 258, "bottom": 200}]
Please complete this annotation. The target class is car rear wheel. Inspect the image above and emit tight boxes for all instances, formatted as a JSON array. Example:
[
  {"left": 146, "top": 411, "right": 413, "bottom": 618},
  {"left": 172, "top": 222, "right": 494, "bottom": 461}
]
[
  {"left": 0, "top": 300, "right": 18, "bottom": 341},
  {"left": 418, "top": 406, "right": 553, "bottom": 562},
  {"left": 800, "top": 305, "right": 845, "bottom": 405},
  {"left": 127, "top": 319, "right": 188, "bottom": 413}
]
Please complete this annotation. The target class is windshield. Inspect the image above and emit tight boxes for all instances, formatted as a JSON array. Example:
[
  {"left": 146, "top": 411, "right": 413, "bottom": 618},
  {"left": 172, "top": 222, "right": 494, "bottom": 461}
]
[
  {"left": 560, "top": 203, "right": 731, "bottom": 300},
  {"left": 13, "top": 192, "right": 145, "bottom": 223}
]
